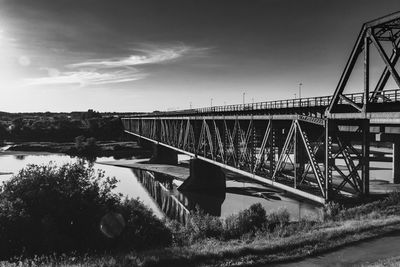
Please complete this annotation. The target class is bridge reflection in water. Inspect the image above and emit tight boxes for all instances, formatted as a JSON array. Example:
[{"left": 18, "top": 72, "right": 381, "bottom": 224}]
[
  {"left": 132, "top": 169, "right": 190, "bottom": 224},
  {"left": 131, "top": 168, "right": 319, "bottom": 223}
]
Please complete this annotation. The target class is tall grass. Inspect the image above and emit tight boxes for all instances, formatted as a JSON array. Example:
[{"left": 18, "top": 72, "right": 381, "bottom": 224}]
[
  {"left": 3, "top": 188, "right": 400, "bottom": 266},
  {"left": 171, "top": 203, "right": 291, "bottom": 245}
]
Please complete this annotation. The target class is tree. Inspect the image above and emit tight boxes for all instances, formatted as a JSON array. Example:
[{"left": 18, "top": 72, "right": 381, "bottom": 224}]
[{"left": 0, "top": 162, "right": 172, "bottom": 258}]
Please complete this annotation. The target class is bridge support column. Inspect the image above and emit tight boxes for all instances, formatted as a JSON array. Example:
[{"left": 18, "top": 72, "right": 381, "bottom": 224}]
[
  {"left": 137, "top": 138, "right": 153, "bottom": 150},
  {"left": 149, "top": 144, "right": 178, "bottom": 165},
  {"left": 178, "top": 158, "right": 226, "bottom": 196},
  {"left": 361, "top": 119, "right": 370, "bottom": 195},
  {"left": 393, "top": 141, "right": 400, "bottom": 184}
]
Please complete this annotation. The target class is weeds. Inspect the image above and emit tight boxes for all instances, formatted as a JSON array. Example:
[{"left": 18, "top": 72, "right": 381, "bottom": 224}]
[{"left": 3, "top": 188, "right": 400, "bottom": 266}]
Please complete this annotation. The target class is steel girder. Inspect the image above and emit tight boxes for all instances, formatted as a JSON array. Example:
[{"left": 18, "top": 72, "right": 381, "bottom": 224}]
[
  {"left": 327, "top": 11, "right": 400, "bottom": 115},
  {"left": 122, "top": 116, "right": 370, "bottom": 203}
]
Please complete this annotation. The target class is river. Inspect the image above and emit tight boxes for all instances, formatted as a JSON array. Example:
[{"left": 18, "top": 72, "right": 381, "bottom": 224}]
[
  {"left": 0, "top": 151, "right": 320, "bottom": 221},
  {"left": 1, "top": 150, "right": 399, "bottom": 265}
]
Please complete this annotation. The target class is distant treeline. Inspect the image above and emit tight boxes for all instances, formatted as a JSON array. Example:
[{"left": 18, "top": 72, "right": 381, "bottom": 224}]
[{"left": 0, "top": 110, "right": 127, "bottom": 142}]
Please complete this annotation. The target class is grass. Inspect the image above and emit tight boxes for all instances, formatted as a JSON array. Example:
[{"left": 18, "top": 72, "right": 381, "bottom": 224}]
[
  {"left": 364, "top": 256, "right": 400, "bottom": 267},
  {"left": 2, "top": 193, "right": 400, "bottom": 266}
]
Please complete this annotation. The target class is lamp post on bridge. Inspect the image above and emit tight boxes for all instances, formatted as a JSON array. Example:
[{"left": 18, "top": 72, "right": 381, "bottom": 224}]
[
  {"left": 210, "top": 98, "right": 213, "bottom": 108},
  {"left": 243, "top": 92, "right": 246, "bottom": 104},
  {"left": 299, "top": 83, "right": 303, "bottom": 99}
]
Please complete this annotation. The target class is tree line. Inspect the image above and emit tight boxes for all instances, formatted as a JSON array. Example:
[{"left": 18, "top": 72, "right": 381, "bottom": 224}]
[{"left": 0, "top": 110, "right": 124, "bottom": 142}]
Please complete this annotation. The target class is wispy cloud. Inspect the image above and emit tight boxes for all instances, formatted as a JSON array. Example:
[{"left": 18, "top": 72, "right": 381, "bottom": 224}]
[
  {"left": 24, "top": 44, "right": 210, "bottom": 87},
  {"left": 68, "top": 45, "right": 192, "bottom": 69},
  {"left": 24, "top": 69, "right": 147, "bottom": 87}
]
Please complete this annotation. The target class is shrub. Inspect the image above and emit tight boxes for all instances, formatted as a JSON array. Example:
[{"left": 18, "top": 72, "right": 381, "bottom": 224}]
[
  {"left": 72, "top": 136, "right": 99, "bottom": 155},
  {"left": 172, "top": 204, "right": 293, "bottom": 243},
  {"left": 116, "top": 198, "right": 172, "bottom": 250},
  {"left": 320, "top": 201, "right": 342, "bottom": 221},
  {"left": 386, "top": 190, "right": 400, "bottom": 205},
  {"left": 223, "top": 203, "right": 267, "bottom": 239},
  {"left": 0, "top": 162, "right": 171, "bottom": 259},
  {"left": 267, "top": 208, "right": 290, "bottom": 228},
  {"left": 183, "top": 208, "right": 223, "bottom": 242}
]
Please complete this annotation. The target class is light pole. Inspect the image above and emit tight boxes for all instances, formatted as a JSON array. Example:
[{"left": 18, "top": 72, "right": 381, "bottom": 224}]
[
  {"left": 190, "top": 102, "right": 192, "bottom": 109},
  {"left": 211, "top": 98, "right": 213, "bottom": 107},
  {"left": 243, "top": 92, "right": 246, "bottom": 104},
  {"left": 299, "top": 83, "right": 303, "bottom": 98}
]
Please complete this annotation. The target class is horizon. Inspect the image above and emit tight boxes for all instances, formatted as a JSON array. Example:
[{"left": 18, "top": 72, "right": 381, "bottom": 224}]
[{"left": 0, "top": 0, "right": 399, "bottom": 113}]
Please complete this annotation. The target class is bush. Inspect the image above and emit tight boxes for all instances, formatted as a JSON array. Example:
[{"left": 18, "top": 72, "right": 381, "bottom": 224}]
[
  {"left": 386, "top": 190, "right": 400, "bottom": 205},
  {"left": 267, "top": 208, "right": 290, "bottom": 229},
  {"left": 183, "top": 208, "right": 223, "bottom": 242},
  {"left": 72, "top": 136, "right": 99, "bottom": 155},
  {"left": 0, "top": 162, "right": 171, "bottom": 259},
  {"left": 223, "top": 203, "right": 267, "bottom": 239},
  {"left": 172, "top": 204, "right": 294, "bottom": 243},
  {"left": 320, "top": 201, "right": 342, "bottom": 221}
]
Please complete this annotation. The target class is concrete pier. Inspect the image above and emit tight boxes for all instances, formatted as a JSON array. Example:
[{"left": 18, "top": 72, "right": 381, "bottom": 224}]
[
  {"left": 149, "top": 144, "right": 178, "bottom": 165},
  {"left": 178, "top": 158, "right": 226, "bottom": 196},
  {"left": 394, "top": 141, "right": 400, "bottom": 184}
]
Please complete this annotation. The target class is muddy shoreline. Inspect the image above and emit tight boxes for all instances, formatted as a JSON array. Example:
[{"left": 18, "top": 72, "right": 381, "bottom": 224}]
[{"left": 2, "top": 141, "right": 152, "bottom": 159}]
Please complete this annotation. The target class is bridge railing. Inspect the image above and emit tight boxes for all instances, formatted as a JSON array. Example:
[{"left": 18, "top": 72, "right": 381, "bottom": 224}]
[{"left": 140, "top": 89, "right": 400, "bottom": 117}]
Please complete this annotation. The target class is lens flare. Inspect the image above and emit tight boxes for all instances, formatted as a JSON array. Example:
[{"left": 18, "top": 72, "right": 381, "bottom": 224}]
[{"left": 100, "top": 212, "right": 126, "bottom": 238}]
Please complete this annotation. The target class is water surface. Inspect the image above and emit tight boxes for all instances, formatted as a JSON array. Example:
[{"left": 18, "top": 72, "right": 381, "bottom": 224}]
[{"left": 0, "top": 152, "right": 322, "bottom": 221}]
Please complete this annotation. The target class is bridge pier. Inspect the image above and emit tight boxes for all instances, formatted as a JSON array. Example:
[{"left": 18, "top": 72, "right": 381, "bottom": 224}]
[
  {"left": 393, "top": 141, "right": 400, "bottom": 184},
  {"left": 149, "top": 144, "right": 178, "bottom": 165},
  {"left": 137, "top": 138, "right": 153, "bottom": 150},
  {"left": 178, "top": 158, "right": 226, "bottom": 196}
]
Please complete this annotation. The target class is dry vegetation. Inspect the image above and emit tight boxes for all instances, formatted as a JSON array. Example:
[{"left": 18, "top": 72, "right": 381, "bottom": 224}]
[{"left": 2, "top": 190, "right": 400, "bottom": 266}]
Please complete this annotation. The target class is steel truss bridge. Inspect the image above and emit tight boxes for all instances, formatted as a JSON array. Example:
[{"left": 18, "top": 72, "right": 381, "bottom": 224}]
[{"left": 123, "top": 12, "right": 400, "bottom": 203}]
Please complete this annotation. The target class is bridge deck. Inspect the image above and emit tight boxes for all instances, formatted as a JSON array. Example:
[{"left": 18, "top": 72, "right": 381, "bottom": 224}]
[{"left": 138, "top": 89, "right": 400, "bottom": 118}]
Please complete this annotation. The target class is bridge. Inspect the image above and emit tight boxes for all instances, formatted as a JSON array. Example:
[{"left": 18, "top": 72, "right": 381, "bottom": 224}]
[{"left": 122, "top": 11, "right": 400, "bottom": 204}]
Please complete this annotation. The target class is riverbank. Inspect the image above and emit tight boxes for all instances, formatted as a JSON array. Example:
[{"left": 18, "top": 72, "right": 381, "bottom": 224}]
[
  {"left": 2, "top": 192, "right": 400, "bottom": 266},
  {"left": 1, "top": 147, "right": 399, "bottom": 266},
  {"left": 5, "top": 141, "right": 151, "bottom": 159},
  {"left": 367, "top": 256, "right": 400, "bottom": 267}
]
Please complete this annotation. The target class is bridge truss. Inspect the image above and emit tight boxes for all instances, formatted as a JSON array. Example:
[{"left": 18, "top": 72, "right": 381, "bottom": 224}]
[
  {"left": 122, "top": 11, "right": 400, "bottom": 203},
  {"left": 123, "top": 115, "right": 372, "bottom": 203}
]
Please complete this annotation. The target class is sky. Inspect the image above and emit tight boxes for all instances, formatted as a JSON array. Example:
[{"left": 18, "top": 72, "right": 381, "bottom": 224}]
[{"left": 0, "top": 0, "right": 399, "bottom": 112}]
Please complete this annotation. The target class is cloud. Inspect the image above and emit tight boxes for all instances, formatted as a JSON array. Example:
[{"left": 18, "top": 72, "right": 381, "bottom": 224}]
[
  {"left": 24, "top": 69, "right": 147, "bottom": 86},
  {"left": 67, "top": 44, "right": 204, "bottom": 69},
  {"left": 24, "top": 44, "right": 210, "bottom": 87}
]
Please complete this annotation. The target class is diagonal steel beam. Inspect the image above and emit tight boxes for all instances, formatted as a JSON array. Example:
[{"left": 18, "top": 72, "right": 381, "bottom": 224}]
[
  {"left": 272, "top": 121, "right": 296, "bottom": 180},
  {"left": 204, "top": 120, "right": 214, "bottom": 160},
  {"left": 370, "top": 30, "right": 400, "bottom": 88},
  {"left": 370, "top": 39, "right": 400, "bottom": 101},
  {"left": 214, "top": 120, "right": 224, "bottom": 162},
  {"left": 340, "top": 94, "right": 363, "bottom": 112},
  {"left": 253, "top": 121, "right": 271, "bottom": 173},
  {"left": 327, "top": 27, "right": 366, "bottom": 113},
  {"left": 297, "top": 122, "right": 325, "bottom": 197}
]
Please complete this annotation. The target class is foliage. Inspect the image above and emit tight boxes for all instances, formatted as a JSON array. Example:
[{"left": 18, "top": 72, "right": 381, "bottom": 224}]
[
  {"left": 320, "top": 201, "right": 342, "bottom": 221},
  {"left": 71, "top": 136, "right": 99, "bottom": 155},
  {"left": 116, "top": 198, "right": 172, "bottom": 250},
  {"left": 385, "top": 190, "right": 400, "bottom": 205},
  {"left": 0, "top": 162, "right": 171, "bottom": 259},
  {"left": 173, "top": 203, "right": 291, "bottom": 243},
  {"left": 182, "top": 207, "right": 224, "bottom": 242},
  {"left": 223, "top": 203, "right": 267, "bottom": 239},
  {"left": 6, "top": 111, "right": 124, "bottom": 142},
  {"left": 266, "top": 208, "right": 290, "bottom": 229}
]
